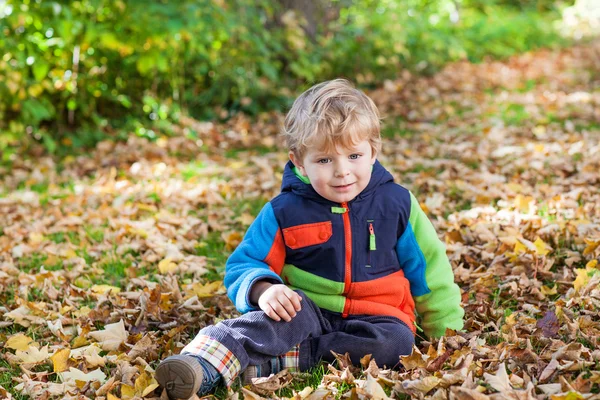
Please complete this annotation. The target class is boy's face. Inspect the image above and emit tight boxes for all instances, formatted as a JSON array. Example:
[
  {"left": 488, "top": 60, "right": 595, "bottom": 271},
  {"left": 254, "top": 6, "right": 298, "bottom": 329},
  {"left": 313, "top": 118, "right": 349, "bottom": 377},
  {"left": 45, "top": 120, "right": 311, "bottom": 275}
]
[{"left": 290, "top": 140, "right": 377, "bottom": 204}]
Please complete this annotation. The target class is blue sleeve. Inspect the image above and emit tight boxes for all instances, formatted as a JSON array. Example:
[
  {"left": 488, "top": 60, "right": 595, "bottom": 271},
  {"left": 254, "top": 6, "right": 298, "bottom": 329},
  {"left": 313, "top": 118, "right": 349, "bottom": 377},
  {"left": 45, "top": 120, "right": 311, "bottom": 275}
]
[
  {"left": 396, "top": 192, "right": 464, "bottom": 337},
  {"left": 224, "top": 202, "right": 284, "bottom": 313}
]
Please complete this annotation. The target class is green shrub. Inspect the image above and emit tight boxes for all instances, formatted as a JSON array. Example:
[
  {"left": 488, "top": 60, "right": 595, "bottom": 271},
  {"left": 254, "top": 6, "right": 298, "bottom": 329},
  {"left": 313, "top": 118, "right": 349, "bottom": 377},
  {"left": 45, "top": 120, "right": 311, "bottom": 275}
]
[{"left": 0, "top": 0, "right": 572, "bottom": 155}]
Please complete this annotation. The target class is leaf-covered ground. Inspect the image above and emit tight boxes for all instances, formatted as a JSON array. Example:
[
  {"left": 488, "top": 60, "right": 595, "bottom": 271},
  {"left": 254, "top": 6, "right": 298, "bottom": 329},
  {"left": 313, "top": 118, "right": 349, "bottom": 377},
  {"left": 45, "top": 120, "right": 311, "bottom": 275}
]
[{"left": 1, "top": 40, "right": 599, "bottom": 400}]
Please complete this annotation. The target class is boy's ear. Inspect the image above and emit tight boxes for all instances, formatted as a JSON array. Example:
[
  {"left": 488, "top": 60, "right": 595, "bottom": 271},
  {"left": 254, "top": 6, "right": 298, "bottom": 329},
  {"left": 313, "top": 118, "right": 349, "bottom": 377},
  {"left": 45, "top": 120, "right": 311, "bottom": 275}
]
[
  {"left": 370, "top": 148, "right": 378, "bottom": 165},
  {"left": 289, "top": 151, "right": 306, "bottom": 176}
]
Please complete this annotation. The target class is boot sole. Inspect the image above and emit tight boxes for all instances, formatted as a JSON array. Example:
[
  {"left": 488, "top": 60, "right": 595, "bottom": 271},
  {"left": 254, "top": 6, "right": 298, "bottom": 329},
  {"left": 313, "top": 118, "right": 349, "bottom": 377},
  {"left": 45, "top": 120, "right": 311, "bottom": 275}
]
[{"left": 155, "top": 355, "right": 204, "bottom": 399}]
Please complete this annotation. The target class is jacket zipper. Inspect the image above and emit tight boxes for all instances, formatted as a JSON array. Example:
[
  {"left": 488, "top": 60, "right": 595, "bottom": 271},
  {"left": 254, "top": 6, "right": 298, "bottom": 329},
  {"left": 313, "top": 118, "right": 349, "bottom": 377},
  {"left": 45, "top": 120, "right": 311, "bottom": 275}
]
[{"left": 341, "top": 202, "right": 352, "bottom": 296}]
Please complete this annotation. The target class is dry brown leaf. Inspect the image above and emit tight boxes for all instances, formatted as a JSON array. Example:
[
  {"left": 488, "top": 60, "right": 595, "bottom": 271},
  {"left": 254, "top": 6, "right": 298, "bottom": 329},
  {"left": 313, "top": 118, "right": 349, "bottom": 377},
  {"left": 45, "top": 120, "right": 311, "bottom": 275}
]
[
  {"left": 249, "top": 369, "right": 293, "bottom": 396},
  {"left": 88, "top": 319, "right": 129, "bottom": 351}
]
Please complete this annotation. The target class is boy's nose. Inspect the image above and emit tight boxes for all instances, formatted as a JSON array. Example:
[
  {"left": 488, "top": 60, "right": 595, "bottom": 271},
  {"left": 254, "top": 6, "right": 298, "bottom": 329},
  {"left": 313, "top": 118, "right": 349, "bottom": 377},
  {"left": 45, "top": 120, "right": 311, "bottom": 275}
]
[{"left": 334, "top": 164, "right": 350, "bottom": 177}]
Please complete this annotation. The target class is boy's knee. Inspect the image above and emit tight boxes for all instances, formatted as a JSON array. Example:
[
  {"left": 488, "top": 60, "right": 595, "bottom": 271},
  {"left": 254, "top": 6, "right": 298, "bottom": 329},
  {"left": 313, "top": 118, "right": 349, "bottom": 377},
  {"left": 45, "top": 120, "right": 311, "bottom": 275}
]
[{"left": 373, "top": 324, "right": 414, "bottom": 365}]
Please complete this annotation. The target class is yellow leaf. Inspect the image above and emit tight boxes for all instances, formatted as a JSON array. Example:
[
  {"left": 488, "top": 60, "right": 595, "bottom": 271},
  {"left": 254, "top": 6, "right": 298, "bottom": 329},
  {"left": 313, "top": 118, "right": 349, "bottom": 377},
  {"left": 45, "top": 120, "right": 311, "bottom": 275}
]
[
  {"left": 583, "top": 239, "right": 600, "bottom": 256},
  {"left": 504, "top": 313, "right": 517, "bottom": 327},
  {"left": 107, "top": 394, "right": 120, "bottom": 400},
  {"left": 534, "top": 237, "right": 551, "bottom": 256},
  {"left": 516, "top": 237, "right": 536, "bottom": 253},
  {"left": 586, "top": 259, "right": 598, "bottom": 269},
  {"left": 192, "top": 281, "right": 224, "bottom": 298},
  {"left": 121, "top": 384, "right": 135, "bottom": 399},
  {"left": 541, "top": 285, "right": 557, "bottom": 295},
  {"left": 128, "top": 227, "right": 149, "bottom": 238},
  {"left": 238, "top": 213, "right": 255, "bottom": 226},
  {"left": 514, "top": 240, "right": 528, "bottom": 254},
  {"left": 51, "top": 348, "right": 71, "bottom": 373},
  {"left": 550, "top": 392, "right": 585, "bottom": 400},
  {"left": 158, "top": 257, "right": 178, "bottom": 274},
  {"left": 28, "top": 232, "right": 45, "bottom": 246},
  {"left": 64, "top": 248, "right": 78, "bottom": 259},
  {"left": 72, "top": 335, "right": 89, "bottom": 348},
  {"left": 573, "top": 268, "right": 589, "bottom": 292},
  {"left": 514, "top": 195, "right": 533, "bottom": 212},
  {"left": 223, "top": 231, "right": 243, "bottom": 251},
  {"left": 135, "top": 371, "right": 160, "bottom": 397},
  {"left": 91, "top": 285, "right": 122, "bottom": 295},
  {"left": 136, "top": 203, "right": 157, "bottom": 212},
  {"left": 6, "top": 333, "right": 35, "bottom": 351}
]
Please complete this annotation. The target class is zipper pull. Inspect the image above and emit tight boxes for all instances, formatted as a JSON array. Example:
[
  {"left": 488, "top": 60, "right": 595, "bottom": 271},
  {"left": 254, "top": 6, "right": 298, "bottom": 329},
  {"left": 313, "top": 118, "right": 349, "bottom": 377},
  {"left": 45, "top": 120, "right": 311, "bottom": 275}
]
[
  {"left": 331, "top": 206, "right": 347, "bottom": 214},
  {"left": 369, "top": 223, "right": 376, "bottom": 251}
]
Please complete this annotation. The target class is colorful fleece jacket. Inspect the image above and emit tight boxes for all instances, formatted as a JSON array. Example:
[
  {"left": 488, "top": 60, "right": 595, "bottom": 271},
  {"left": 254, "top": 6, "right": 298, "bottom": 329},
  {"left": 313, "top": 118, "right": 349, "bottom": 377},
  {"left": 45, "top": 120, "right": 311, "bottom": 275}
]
[{"left": 224, "top": 160, "right": 464, "bottom": 338}]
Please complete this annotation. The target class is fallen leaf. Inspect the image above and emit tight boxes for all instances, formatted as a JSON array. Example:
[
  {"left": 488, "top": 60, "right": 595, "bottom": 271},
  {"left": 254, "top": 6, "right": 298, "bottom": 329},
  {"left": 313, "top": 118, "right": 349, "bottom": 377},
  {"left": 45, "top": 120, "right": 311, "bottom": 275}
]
[
  {"left": 536, "top": 311, "right": 560, "bottom": 338},
  {"left": 51, "top": 348, "right": 71, "bottom": 372},
  {"left": 250, "top": 369, "right": 293, "bottom": 395},
  {"left": 158, "top": 257, "right": 178, "bottom": 274},
  {"left": 6, "top": 333, "right": 35, "bottom": 351},
  {"left": 192, "top": 280, "right": 224, "bottom": 297},
  {"left": 135, "top": 371, "right": 160, "bottom": 397},
  {"left": 59, "top": 367, "right": 107, "bottom": 384},
  {"left": 361, "top": 373, "right": 390, "bottom": 399},
  {"left": 91, "top": 284, "right": 122, "bottom": 295},
  {"left": 88, "top": 319, "right": 129, "bottom": 351},
  {"left": 16, "top": 345, "right": 50, "bottom": 364}
]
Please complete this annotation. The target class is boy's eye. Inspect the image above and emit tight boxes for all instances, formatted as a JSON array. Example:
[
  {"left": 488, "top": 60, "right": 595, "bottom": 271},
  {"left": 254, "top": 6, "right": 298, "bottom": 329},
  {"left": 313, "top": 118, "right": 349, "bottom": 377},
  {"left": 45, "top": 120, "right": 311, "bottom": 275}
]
[
  {"left": 317, "top": 158, "right": 331, "bottom": 164},
  {"left": 349, "top": 154, "right": 361, "bottom": 160}
]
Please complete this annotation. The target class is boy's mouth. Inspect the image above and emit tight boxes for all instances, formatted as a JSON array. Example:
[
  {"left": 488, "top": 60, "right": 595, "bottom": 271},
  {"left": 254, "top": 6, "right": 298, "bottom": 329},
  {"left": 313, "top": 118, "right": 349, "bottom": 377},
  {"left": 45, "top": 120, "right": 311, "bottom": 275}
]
[{"left": 332, "top": 182, "right": 355, "bottom": 190}]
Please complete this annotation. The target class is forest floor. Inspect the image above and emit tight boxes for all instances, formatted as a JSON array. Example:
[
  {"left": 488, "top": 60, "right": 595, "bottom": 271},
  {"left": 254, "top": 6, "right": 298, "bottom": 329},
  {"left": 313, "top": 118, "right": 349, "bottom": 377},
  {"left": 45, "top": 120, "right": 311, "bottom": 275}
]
[{"left": 1, "top": 40, "right": 599, "bottom": 399}]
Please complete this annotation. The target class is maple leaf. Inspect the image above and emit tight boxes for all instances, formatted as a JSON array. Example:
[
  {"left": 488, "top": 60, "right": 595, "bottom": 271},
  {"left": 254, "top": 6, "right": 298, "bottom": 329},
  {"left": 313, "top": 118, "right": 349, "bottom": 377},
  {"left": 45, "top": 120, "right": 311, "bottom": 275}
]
[
  {"left": 250, "top": 369, "right": 293, "bottom": 396},
  {"left": 91, "top": 284, "right": 122, "bottom": 295},
  {"left": 88, "top": 319, "right": 129, "bottom": 351},
  {"left": 400, "top": 346, "right": 427, "bottom": 370},
  {"left": 536, "top": 310, "right": 560, "bottom": 338},
  {"left": 361, "top": 373, "right": 390, "bottom": 400},
  {"left": 192, "top": 280, "right": 224, "bottom": 297},
  {"left": 59, "top": 367, "right": 107, "bottom": 385},
  {"left": 50, "top": 348, "right": 71, "bottom": 373},
  {"left": 135, "top": 371, "right": 160, "bottom": 397},
  {"left": 127, "top": 333, "right": 158, "bottom": 360},
  {"left": 5, "top": 333, "right": 35, "bottom": 351},
  {"left": 483, "top": 362, "right": 512, "bottom": 393},
  {"left": 16, "top": 345, "right": 50, "bottom": 364},
  {"left": 158, "top": 257, "right": 178, "bottom": 274}
]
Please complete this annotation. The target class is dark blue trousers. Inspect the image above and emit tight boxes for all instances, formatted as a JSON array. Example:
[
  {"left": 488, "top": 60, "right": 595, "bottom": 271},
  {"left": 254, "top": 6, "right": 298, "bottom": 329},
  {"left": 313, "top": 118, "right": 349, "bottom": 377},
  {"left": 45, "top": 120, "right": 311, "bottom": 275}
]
[{"left": 196, "top": 291, "right": 414, "bottom": 374}]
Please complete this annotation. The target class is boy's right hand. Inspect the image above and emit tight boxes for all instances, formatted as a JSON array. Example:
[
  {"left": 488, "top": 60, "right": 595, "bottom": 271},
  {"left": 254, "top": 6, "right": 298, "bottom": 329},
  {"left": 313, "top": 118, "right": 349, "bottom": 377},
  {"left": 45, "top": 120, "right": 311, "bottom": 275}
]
[{"left": 255, "top": 283, "right": 302, "bottom": 322}]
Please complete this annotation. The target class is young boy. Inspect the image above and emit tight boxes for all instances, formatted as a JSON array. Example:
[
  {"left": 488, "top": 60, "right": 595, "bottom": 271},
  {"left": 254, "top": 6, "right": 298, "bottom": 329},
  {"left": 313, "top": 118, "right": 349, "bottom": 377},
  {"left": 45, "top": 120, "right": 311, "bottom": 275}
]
[{"left": 156, "top": 79, "right": 464, "bottom": 399}]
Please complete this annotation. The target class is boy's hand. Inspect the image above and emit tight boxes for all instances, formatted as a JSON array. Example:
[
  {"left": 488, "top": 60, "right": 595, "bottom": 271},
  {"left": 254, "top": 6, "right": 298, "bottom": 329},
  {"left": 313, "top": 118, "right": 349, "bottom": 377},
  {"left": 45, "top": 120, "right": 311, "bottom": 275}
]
[{"left": 255, "top": 283, "right": 302, "bottom": 322}]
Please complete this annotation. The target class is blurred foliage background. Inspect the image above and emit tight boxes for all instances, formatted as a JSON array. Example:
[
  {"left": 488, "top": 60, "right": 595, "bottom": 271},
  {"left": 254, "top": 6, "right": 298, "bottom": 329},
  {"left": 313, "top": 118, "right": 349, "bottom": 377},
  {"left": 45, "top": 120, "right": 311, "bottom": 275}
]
[{"left": 0, "top": 0, "right": 597, "bottom": 157}]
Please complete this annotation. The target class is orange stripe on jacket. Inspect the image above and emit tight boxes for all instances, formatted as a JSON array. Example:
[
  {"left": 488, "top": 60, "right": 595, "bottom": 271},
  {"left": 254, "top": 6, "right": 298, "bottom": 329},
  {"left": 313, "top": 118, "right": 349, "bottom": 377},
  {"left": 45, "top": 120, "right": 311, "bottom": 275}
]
[
  {"left": 265, "top": 229, "right": 285, "bottom": 275},
  {"left": 346, "top": 270, "right": 416, "bottom": 332}
]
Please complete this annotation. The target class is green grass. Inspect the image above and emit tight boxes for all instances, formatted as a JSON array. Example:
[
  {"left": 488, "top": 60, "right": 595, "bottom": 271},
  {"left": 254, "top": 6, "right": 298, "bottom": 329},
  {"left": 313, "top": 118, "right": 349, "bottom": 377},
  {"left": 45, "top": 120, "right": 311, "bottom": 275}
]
[
  {"left": 16, "top": 253, "right": 49, "bottom": 273},
  {"left": 0, "top": 359, "right": 27, "bottom": 400},
  {"left": 84, "top": 225, "right": 105, "bottom": 243},
  {"left": 381, "top": 118, "right": 419, "bottom": 139},
  {"left": 92, "top": 251, "right": 131, "bottom": 287},
  {"left": 501, "top": 103, "right": 529, "bottom": 126},
  {"left": 225, "top": 145, "right": 276, "bottom": 159}
]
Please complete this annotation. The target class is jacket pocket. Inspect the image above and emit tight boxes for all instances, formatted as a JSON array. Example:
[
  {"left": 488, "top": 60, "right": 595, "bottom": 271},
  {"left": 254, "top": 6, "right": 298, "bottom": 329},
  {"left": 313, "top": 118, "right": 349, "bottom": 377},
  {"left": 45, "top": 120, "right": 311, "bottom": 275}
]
[
  {"left": 282, "top": 221, "right": 332, "bottom": 250},
  {"left": 365, "top": 219, "right": 399, "bottom": 272}
]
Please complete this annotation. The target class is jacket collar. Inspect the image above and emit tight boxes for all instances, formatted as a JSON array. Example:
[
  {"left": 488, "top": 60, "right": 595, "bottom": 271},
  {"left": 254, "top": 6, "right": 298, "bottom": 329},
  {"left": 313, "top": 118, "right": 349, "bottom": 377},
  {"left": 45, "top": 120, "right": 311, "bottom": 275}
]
[{"left": 280, "top": 160, "right": 394, "bottom": 205}]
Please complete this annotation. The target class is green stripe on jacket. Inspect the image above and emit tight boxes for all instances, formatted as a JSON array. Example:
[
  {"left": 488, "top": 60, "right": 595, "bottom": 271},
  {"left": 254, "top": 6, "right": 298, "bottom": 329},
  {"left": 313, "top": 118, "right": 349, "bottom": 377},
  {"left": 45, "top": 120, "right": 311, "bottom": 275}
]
[{"left": 281, "top": 264, "right": 346, "bottom": 313}]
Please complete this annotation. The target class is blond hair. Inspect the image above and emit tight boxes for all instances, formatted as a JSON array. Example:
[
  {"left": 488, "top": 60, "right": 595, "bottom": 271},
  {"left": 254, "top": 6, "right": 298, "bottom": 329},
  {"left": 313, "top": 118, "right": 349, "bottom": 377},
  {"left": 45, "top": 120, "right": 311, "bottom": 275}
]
[{"left": 283, "top": 79, "right": 381, "bottom": 159}]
